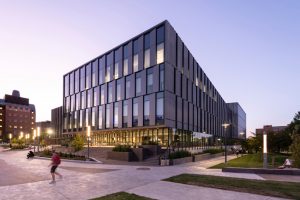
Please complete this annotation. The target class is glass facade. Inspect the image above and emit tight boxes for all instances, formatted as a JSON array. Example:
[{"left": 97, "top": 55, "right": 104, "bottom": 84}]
[{"left": 62, "top": 21, "right": 244, "bottom": 148}]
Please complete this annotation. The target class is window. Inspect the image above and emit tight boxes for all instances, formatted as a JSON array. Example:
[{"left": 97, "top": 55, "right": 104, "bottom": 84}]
[
  {"left": 123, "top": 58, "right": 128, "bottom": 76},
  {"left": 85, "top": 109, "right": 89, "bottom": 127},
  {"left": 75, "top": 69, "right": 79, "bottom": 93},
  {"left": 123, "top": 100, "right": 128, "bottom": 127},
  {"left": 99, "top": 57, "right": 105, "bottom": 84},
  {"left": 114, "top": 103, "right": 118, "bottom": 127},
  {"left": 71, "top": 95, "right": 75, "bottom": 111},
  {"left": 92, "top": 60, "right": 98, "bottom": 87},
  {"left": 70, "top": 72, "right": 74, "bottom": 95},
  {"left": 87, "top": 89, "right": 92, "bottom": 108},
  {"left": 92, "top": 107, "right": 96, "bottom": 127},
  {"left": 64, "top": 75, "right": 69, "bottom": 97},
  {"left": 156, "top": 26, "right": 165, "bottom": 64},
  {"left": 106, "top": 64, "right": 111, "bottom": 82},
  {"left": 133, "top": 39, "right": 139, "bottom": 72},
  {"left": 144, "top": 33, "right": 150, "bottom": 68},
  {"left": 80, "top": 67, "right": 85, "bottom": 91},
  {"left": 159, "top": 64, "right": 164, "bottom": 91},
  {"left": 114, "top": 62, "right": 119, "bottom": 79},
  {"left": 93, "top": 87, "right": 99, "bottom": 107},
  {"left": 81, "top": 91, "right": 86, "bottom": 109},
  {"left": 133, "top": 54, "right": 138, "bottom": 72},
  {"left": 106, "top": 105, "right": 110, "bottom": 128},
  {"left": 135, "top": 72, "right": 142, "bottom": 95},
  {"left": 156, "top": 92, "right": 164, "bottom": 124},
  {"left": 98, "top": 106, "right": 103, "bottom": 129},
  {"left": 147, "top": 68, "right": 153, "bottom": 93},
  {"left": 123, "top": 44, "right": 129, "bottom": 76},
  {"left": 144, "top": 95, "right": 150, "bottom": 125},
  {"left": 100, "top": 85, "right": 105, "bottom": 105},
  {"left": 74, "top": 111, "right": 77, "bottom": 129},
  {"left": 86, "top": 64, "right": 91, "bottom": 89},
  {"left": 144, "top": 49, "right": 150, "bottom": 68},
  {"left": 116, "top": 80, "right": 121, "bottom": 101},
  {"left": 157, "top": 43, "right": 164, "bottom": 64},
  {"left": 108, "top": 82, "right": 113, "bottom": 103},
  {"left": 126, "top": 77, "right": 131, "bottom": 99},
  {"left": 133, "top": 98, "right": 138, "bottom": 127},
  {"left": 79, "top": 110, "right": 84, "bottom": 128}
]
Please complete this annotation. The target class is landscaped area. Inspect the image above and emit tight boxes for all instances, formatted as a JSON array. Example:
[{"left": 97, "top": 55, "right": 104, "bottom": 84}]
[
  {"left": 90, "top": 192, "right": 153, "bottom": 200},
  {"left": 210, "top": 153, "right": 289, "bottom": 169},
  {"left": 164, "top": 174, "right": 300, "bottom": 200}
]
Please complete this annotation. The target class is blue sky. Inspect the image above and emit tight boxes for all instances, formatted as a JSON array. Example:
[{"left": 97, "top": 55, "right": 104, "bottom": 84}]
[{"left": 0, "top": 0, "right": 299, "bottom": 136}]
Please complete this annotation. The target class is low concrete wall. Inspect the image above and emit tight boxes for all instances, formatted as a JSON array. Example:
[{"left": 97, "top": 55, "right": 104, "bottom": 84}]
[
  {"left": 171, "top": 157, "right": 193, "bottom": 165},
  {"left": 222, "top": 167, "right": 300, "bottom": 176},
  {"left": 142, "top": 145, "right": 161, "bottom": 155},
  {"left": 132, "top": 148, "right": 144, "bottom": 161},
  {"left": 107, "top": 151, "right": 133, "bottom": 161}
]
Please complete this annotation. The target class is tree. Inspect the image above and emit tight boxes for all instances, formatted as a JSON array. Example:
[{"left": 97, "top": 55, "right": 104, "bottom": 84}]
[
  {"left": 70, "top": 134, "right": 84, "bottom": 152},
  {"left": 290, "top": 134, "right": 300, "bottom": 168}
]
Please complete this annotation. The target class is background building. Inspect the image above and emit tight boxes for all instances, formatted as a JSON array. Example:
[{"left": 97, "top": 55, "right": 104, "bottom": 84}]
[
  {"left": 51, "top": 106, "right": 63, "bottom": 140},
  {"left": 62, "top": 20, "right": 246, "bottom": 148},
  {"left": 256, "top": 125, "right": 287, "bottom": 135},
  {"left": 0, "top": 90, "right": 35, "bottom": 142}
]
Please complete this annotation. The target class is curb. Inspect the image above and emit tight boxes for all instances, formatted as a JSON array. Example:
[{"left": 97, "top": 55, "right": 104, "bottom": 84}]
[{"left": 33, "top": 156, "right": 103, "bottom": 164}]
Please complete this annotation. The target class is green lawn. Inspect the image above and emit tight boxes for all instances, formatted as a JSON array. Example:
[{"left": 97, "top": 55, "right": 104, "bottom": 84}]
[
  {"left": 165, "top": 174, "right": 300, "bottom": 200},
  {"left": 210, "top": 153, "right": 288, "bottom": 169},
  {"left": 90, "top": 192, "right": 154, "bottom": 200}
]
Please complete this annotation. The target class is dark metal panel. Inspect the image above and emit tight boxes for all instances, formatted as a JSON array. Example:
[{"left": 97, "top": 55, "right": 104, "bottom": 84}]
[
  {"left": 153, "top": 65, "right": 159, "bottom": 93},
  {"left": 118, "top": 101, "right": 123, "bottom": 129},
  {"left": 141, "top": 70, "right": 146, "bottom": 96},
  {"left": 149, "top": 93, "right": 156, "bottom": 126},
  {"left": 165, "top": 22, "right": 176, "bottom": 67},
  {"left": 165, "top": 63, "right": 174, "bottom": 93},
  {"left": 128, "top": 98, "right": 132, "bottom": 127},
  {"left": 175, "top": 70, "right": 181, "bottom": 97},
  {"left": 176, "top": 96, "right": 182, "bottom": 129},
  {"left": 138, "top": 96, "right": 143, "bottom": 127}
]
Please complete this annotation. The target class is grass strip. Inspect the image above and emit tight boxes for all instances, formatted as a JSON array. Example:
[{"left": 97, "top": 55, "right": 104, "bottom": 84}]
[
  {"left": 90, "top": 192, "right": 154, "bottom": 200},
  {"left": 164, "top": 174, "right": 300, "bottom": 200},
  {"left": 210, "top": 153, "right": 288, "bottom": 169}
]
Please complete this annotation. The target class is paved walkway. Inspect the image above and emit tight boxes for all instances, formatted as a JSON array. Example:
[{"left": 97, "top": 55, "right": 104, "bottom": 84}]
[{"left": 0, "top": 150, "right": 290, "bottom": 200}]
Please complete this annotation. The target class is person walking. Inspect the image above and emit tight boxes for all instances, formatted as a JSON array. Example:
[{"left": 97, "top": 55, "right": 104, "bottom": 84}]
[{"left": 48, "top": 151, "right": 62, "bottom": 184}]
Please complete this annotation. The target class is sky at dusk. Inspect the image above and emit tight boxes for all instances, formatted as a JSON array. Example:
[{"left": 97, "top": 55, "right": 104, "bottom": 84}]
[{"left": 0, "top": 0, "right": 299, "bottom": 137}]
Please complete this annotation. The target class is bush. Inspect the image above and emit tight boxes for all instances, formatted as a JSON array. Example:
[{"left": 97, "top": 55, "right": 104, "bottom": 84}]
[
  {"left": 169, "top": 150, "right": 191, "bottom": 159},
  {"left": 203, "top": 148, "right": 224, "bottom": 154},
  {"left": 112, "top": 145, "right": 131, "bottom": 152},
  {"left": 142, "top": 141, "right": 158, "bottom": 145},
  {"left": 11, "top": 144, "right": 26, "bottom": 149},
  {"left": 290, "top": 134, "right": 300, "bottom": 168},
  {"left": 70, "top": 135, "right": 85, "bottom": 152}
]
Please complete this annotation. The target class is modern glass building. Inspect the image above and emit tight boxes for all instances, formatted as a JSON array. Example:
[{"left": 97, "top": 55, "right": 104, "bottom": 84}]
[{"left": 62, "top": 20, "right": 246, "bottom": 148}]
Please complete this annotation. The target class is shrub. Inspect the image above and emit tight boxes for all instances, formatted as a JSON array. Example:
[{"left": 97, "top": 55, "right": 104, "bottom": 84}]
[
  {"left": 11, "top": 144, "right": 25, "bottom": 149},
  {"left": 169, "top": 150, "right": 191, "bottom": 159},
  {"left": 203, "top": 148, "right": 224, "bottom": 154},
  {"left": 70, "top": 135, "right": 85, "bottom": 152},
  {"left": 290, "top": 134, "right": 300, "bottom": 168},
  {"left": 112, "top": 145, "right": 131, "bottom": 152},
  {"left": 142, "top": 140, "right": 158, "bottom": 145}
]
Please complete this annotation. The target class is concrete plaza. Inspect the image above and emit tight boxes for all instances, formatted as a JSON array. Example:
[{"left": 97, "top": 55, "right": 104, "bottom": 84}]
[{"left": 0, "top": 148, "right": 289, "bottom": 200}]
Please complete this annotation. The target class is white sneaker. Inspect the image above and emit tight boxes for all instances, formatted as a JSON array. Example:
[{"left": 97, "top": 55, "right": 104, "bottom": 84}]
[{"left": 49, "top": 180, "right": 56, "bottom": 184}]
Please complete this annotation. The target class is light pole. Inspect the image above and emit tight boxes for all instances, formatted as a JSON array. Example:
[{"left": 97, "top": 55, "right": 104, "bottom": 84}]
[
  {"left": 9, "top": 133, "right": 12, "bottom": 147},
  {"left": 263, "top": 131, "right": 268, "bottom": 168},
  {"left": 47, "top": 128, "right": 53, "bottom": 150},
  {"left": 37, "top": 127, "right": 40, "bottom": 152},
  {"left": 222, "top": 123, "right": 230, "bottom": 164},
  {"left": 87, "top": 126, "right": 91, "bottom": 160}
]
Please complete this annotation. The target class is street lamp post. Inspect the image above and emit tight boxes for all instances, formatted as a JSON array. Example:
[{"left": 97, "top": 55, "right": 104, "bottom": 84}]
[
  {"left": 9, "top": 133, "right": 12, "bottom": 147},
  {"left": 263, "top": 131, "right": 268, "bottom": 168},
  {"left": 37, "top": 127, "right": 40, "bottom": 152},
  {"left": 222, "top": 123, "right": 230, "bottom": 164},
  {"left": 87, "top": 126, "right": 91, "bottom": 160}
]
